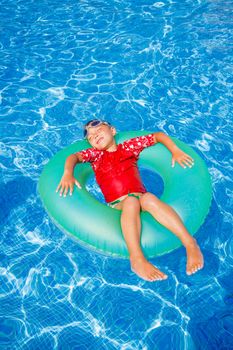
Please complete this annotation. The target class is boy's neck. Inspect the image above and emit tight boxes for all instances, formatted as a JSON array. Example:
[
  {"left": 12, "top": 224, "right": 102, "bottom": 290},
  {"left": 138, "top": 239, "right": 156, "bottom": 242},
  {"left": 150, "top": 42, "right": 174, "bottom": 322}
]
[
  {"left": 106, "top": 144, "right": 118, "bottom": 152},
  {"left": 105, "top": 140, "right": 118, "bottom": 152}
]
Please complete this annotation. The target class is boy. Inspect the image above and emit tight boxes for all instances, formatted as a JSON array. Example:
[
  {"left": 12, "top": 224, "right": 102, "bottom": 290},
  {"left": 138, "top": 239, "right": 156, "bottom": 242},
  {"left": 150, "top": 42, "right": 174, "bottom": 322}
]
[{"left": 56, "top": 120, "right": 204, "bottom": 282}]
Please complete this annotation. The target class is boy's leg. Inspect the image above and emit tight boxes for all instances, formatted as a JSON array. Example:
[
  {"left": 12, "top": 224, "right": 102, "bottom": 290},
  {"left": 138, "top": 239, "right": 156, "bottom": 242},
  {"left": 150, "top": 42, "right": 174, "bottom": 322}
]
[
  {"left": 115, "top": 196, "right": 168, "bottom": 282},
  {"left": 139, "top": 193, "right": 204, "bottom": 275}
]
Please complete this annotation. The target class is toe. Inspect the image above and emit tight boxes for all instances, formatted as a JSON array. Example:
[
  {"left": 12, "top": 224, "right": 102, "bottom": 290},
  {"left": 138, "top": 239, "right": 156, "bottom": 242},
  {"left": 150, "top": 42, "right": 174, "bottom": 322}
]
[
  {"left": 150, "top": 274, "right": 159, "bottom": 281},
  {"left": 155, "top": 271, "right": 167, "bottom": 280},
  {"left": 157, "top": 270, "right": 167, "bottom": 279},
  {"left": 150, "top": 272, "right": 159, "bottom": 280},
  {"left": 191, "top": 266, "right": 196, "bottom": 274},
  {"left": 150, "top": 273, "right": 161, "bottom": 281},
  {"left": 154, "top": 272, "right": 167, "bottom": 281},
  {"left": 187, "top": 262, "right": 199, "bottom": 274},
  {"left": 191, "top": 265, "right": 200, "bottom": 274}
]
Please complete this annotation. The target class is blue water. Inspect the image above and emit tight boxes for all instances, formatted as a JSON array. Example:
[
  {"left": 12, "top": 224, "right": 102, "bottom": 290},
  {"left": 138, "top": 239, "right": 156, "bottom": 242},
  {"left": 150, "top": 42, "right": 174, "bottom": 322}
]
[{"left": 1, "top": 0, "right": 233, "bottom": 349}]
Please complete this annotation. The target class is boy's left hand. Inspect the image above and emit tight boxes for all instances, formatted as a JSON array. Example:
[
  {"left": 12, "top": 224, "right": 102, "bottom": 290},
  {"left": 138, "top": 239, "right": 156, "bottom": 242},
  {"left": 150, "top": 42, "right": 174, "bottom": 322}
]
[{"left": 171, "top": 148, "right": 194, "bottom": 168}]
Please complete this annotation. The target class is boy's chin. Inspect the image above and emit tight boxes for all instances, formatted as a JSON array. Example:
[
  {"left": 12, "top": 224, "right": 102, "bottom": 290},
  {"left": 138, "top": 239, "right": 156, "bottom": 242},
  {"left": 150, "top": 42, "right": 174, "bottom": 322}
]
[
  {"left": 94, "top": 141, "right": 106, "bottom": 150},
  {"left": 93, "top": 144, "right": 105, "bottom": 150}
]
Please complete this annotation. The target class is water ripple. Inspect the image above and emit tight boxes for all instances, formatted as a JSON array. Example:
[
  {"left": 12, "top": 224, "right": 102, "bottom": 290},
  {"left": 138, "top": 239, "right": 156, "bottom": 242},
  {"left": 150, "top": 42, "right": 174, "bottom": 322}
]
[{"left": 1, "top": 0, "right": 233, "bottom": 349}]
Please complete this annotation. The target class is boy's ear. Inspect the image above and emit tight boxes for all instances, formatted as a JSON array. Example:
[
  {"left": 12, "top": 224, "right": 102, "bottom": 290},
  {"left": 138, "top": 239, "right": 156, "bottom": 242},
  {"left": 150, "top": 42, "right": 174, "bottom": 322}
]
[{"left": 111, "top": 127, "right": 117, "bottom": 136}]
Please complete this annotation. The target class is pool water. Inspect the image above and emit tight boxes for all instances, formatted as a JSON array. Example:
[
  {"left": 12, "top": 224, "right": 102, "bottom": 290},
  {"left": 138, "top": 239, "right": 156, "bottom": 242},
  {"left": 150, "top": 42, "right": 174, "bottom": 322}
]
[{"left": 1, "top": 0, "right": 233, "bottom": 349}]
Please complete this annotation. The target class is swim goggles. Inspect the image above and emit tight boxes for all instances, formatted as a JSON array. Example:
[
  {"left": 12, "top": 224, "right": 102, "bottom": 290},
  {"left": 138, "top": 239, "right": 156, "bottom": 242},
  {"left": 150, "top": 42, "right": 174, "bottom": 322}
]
[{"left": 83, "top": 119, "right": 111, "bottom": 138}]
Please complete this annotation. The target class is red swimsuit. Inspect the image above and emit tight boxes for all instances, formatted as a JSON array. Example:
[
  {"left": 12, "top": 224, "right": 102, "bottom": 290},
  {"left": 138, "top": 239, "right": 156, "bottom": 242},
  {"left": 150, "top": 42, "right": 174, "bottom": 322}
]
[{"left": 79, "top": 134, "right": 155, "bottom": 203}]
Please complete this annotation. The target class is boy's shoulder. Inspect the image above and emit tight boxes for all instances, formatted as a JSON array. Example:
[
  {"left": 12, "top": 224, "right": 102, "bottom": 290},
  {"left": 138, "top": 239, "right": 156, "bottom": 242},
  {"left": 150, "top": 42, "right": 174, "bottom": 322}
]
[
  {"left": 122, "top": 133, "right": 154, "bottom": 147},
  {"left": 77, "top": 147, "right": 104, "bottom": 163},
  {"left": 119, "top": 133, "right": 155, "bottom": 156}
]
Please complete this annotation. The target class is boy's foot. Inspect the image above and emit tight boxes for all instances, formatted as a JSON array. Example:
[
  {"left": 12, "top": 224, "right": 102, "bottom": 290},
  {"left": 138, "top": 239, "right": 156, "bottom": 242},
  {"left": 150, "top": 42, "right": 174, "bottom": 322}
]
[
  {"left": 130, "top": 255, "right": 168, "bottom": 282},
  {"left": 186, "top": 238, "right": 204, "bottom": 275}
]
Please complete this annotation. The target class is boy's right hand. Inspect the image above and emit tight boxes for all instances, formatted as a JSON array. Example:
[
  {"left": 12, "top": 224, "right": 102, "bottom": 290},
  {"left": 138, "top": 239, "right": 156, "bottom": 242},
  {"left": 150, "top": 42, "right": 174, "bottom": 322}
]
[{"left": 56, "top": 173, "right": 81, "bottom": 197}]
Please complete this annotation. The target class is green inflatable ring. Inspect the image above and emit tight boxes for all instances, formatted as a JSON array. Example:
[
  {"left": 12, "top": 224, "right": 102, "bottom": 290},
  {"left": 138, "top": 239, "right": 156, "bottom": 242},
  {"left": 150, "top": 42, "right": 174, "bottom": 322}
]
[{"left": 38, "top": 131, "right": 212, "bottom": 258}]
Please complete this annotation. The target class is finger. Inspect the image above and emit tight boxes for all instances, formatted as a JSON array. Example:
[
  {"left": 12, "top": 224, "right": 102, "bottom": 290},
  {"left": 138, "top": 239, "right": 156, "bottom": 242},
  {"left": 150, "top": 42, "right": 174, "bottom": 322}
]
[
  {"left": 63, "top": 186, "right": 68, "bottom": 197},
  {"left": 75, "top": 180, "right": 82, "bottom": 189},
  {"left": 171, "top": 158, "right": 175, "bottom": 168},
  {"left": 182, "top": 155, "right": 195, "bottom": 167},
  {"left": 185, "top": 154, "right": 194, "bottom": 162},
  {"left": 188, "top": 158, "right": 195, "bottom": 167},
  {"left": 184, "top": 158, "right": 194, "bottom": 168},
  {"left": 178, "top": 159, "right": 186, "bottom": 168},
  {"left": 181, "top": 158, "right": 191, "bottom": 167},
  {"left": 183, "top": 153, "right": 194, "bottom": 161},
  {"left": 56, "top": 182, "right": 61, "bottom": 192},
  {"left": 59, "top": 185, "right": 64, "bottom": 196},
  {"left": 69, "top": 184, "right": 74, "bottom": 195}
]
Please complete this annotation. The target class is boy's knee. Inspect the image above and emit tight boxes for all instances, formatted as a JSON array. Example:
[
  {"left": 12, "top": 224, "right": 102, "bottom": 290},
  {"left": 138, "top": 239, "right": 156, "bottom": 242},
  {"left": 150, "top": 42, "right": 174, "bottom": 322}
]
[
  {"left": 140, "top": 193, "right": 158, "bottom": 211},
  {"left": 122, "top": 196, "right": 140, "bottom": 211}
]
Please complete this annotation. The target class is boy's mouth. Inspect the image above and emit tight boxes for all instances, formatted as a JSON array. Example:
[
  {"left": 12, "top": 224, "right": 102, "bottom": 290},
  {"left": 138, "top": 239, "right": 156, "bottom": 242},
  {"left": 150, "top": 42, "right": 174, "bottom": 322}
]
[{"left": 96, "top": 137, "right": 104, "bottom": 145}]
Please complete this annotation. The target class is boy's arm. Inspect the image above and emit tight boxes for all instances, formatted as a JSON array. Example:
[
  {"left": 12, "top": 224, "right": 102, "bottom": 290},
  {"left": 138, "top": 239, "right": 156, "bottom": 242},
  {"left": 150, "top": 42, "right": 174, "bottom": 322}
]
[
  {"left": 64, "top": 153, "right": 82, "bottom": 174},
  {"left": 56, "top": 153, "right": 83, "bottom": 197},
  {"left": 153, "top": 132, "right": 194, "bottom": 169}
]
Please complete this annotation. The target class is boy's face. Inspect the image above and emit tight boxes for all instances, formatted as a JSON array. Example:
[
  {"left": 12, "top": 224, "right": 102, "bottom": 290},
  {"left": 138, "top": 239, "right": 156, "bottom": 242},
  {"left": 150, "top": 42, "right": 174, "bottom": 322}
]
[{"left": 86, "top": 124, "right": 116, "bottom": 150}]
